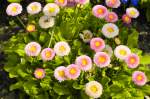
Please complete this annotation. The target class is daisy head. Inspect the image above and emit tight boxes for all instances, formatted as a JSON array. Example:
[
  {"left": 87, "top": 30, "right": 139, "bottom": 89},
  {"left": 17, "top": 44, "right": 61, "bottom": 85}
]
[
  {"left": 90, "top": 37, "right": 105, "bottom": 52},
  {"left": 105, "top": 0, "right": 121, "bottom": 8},
  {"left": 126, "top": 7, "right": 139, "bottom": 18},
  {"left": 41, "top": 48, "right": 55, "bottom": 61},
  {"left": 26, "top": 24, "right": 36, "bottom": 32},
  {"left": 65, "top": 64, "right": 81, "bottom": 80},
  {"left": 102, "top": 23, "right": 119, "bottom": 38},
  {"left": 54, "top": 66, "right": 66, "bottom": 82},
  {"left": 122, "top": 14, "right": 132, "bottom": 24},
  {"left": 43, "top": 3, "right": 60, "bottom": 16},
  {"left": 79, "top": 30, "right": 93, "bottom": 43},
  {"left": 105, "top": 12, "right": 118, "bottom": 23},
  {"left": 27, "top": 2, "right": 42, "bottom": 15},
  {"left": 39, "top": 16, "right": 55, "bottom": 29},
  {"left": 54, "top": 41, "right": 71, "bottom": 56},
  {"left": 55, "top": 0, "right": 68, "bottom": 7},
  {"left": 125, "top": 53, "right": 140, "bottom": 68},
  {"left": 6, "top": 3, "right": 22, "bottom": 16},
  {"left": 93, "top": 52, "right": 111, "bottom": 68},
  {"left": 25, "top": 42, "right": 41, "bottom": 56},
  {"left": 114, "top": 45, "right": 131, "bottom": 60},
  {"left": 34, "top": 68, "right": 45, "bottom": 79},
  {"left": 132, "top": 71, "right": 147, "bottom": 86},
  {"left": 92, "top": 5, "right": 108, "bottom": 18},
  {"left": 75, "top": 55, "right": 92, "bottom": 71},
  {"left": 75, "top": 0, "right": 89, "bottom": 5},
  {"left": 85, "top": 81, "right": 103, "bottom": 98},
  {"left": 103, "top": 45, "right": 113, "bottom": 57}
]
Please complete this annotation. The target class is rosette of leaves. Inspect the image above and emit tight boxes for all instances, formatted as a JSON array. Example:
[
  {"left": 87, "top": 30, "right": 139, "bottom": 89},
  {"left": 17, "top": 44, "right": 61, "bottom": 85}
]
[{"left": 2, "top": 3, "right": 150, "bottom": 99}]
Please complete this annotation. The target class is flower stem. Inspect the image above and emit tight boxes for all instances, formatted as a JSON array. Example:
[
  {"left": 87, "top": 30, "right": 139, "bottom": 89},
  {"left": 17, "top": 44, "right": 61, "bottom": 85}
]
[
  {"left": 16, "top": 16, "right": 26, "bottom": 29},
  {"left": 48, "top": 31, "right": 54, "bottom": 48}
]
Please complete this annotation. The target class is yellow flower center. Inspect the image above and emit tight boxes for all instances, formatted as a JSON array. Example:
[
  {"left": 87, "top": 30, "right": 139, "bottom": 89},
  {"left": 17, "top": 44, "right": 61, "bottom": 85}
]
[
  {"left": 45, "top": 51, "right": 51, "bottom": 58},
  {"left": 136, "top": 74, "right": 143, "bottom": 81},
  {"left": 107, "top": 27, "right": 114, "bottom": 33},
  {"left": 130, "top": 10, "right": 136, "bottom": 16},
  {"left": 97, "top": 8, "right": 104, "bottom": 14},
  {"left": 11, "top": 7, "right": 17, "bottom": 12},
  {"left": 82, "top": 59, "right": 88, "bottom": 66},
  {"left": 58, "top": 70, "right": 65, "bottom": 77},
  {"left": 90, "top": 85, "right": 98, "bottom": 93},
  {"left": 130, "top": 57, "right": 136, "bottom": 64},
  {"left": 69, "top": 68, "right": 76, "bottom": 75},
  {"left": 58, "top": 0, "right": 65, "bottom": 3},
  {"left": 125, "top": 16, "right": 129, "bottom": 22},
  {"left": 49, "top": 7, "right": 55, "bottom": 13},
  {"left": 26, "top": 25, "right": 35, "bottom": 32},
  {"left": 59, "top": 46, "right": 66, "bottom": 52},
  {"left": 119, "top": 49, "right": 127, "bottom": 56},
  {"left": 108, "top": 14, "right": 114, "bottom": 19},
  {"left": 31, "top": 5, "right": 38, "bottom": 11},
  {"left": 95, "top": 41, "right": 101, "bottom": 47},
  {"left": 98, "top": 56, "right": 106, "bottom": 63},
  {"left": 36, "top": 71, "right": 43, "bottom": 77},
  {"left": 29, "top": 45, "right": 37, "bottom": 52}
]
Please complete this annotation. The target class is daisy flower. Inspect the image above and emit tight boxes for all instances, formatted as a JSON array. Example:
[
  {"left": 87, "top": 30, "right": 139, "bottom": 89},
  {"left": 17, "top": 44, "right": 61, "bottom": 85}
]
[
  {"left": 41, "top": 48, "right": 55, "bottom": 61},
  {"left": 25, "top": 42, "right": 41, "bottom": 56},
  {"left": 92, "top": 5, "right": 108, "bottom": 18},
  {"left": 93, "top": 52, "right": 111, "bottom": 68},
  {"left": 55, "top": 0, "right": 68, "bottom": 7},
  {"left": 43, "top": 3, "right": 60, "bottom": 16},
  {"left": 75, "top": 55, "right": 92, "bottom": 71},
  {"left": 67, "top": 0, "right": 76, "bottom": 7},
  {"left": 54, "top": 66, "right": 66, "bottom": 82},
  {"left": 122, "top": 14, "right": 132, "bottom": 24},
  {"left": 39, "top": 16, "right": 55, "bottom": 29},
  {"left": 79, "top": 30, "right": 93, "bottom": 43},
  {"left": 34, "top": 68, "right": 45, "bottom": 79},
  {"left": 102, "top": 23, "right": 119, "bottom": 38},
  {"left": 90, "top": 37, "right": 105, "bottom": 52},
  {"left": 132, "top": 71, "right": 147, "bottom": 86},
  {"left": 105, "top": 0, "right": 121, "bottom": 8},
  {"left": 26, "top": 24, "right": 36, "bottom": 32},
  {"left": 105, "top": 12, "right": 118, "bottom": 23},
  {"left": 125, "top": 53, "right": 140, "bottom": 68},
  {"left": 65, "top": 64, "right": 81, "bottom": 80},
  {"left": 103, "top": 45, "right": 113, "bottom": 57},
  {"left": 6, "top": 3, "right": 22, "bottom": 16},
  {"left": 126, "top": 7, "right": 139, "bottom": 18},
  {"left": 75, "top": 0, "right": 89, "bottom": 5},
  {"left": 27, "top": 2, "right": 42, "bottom": 15},
  {"left": 85, "top": 81, "right": 103, "bottom": 98},
  {"left": 114, "top": 45, "right": 131, "bottom": 60},
  {"left": 54, "top": 41, "right": 71, "bottom": 56}
]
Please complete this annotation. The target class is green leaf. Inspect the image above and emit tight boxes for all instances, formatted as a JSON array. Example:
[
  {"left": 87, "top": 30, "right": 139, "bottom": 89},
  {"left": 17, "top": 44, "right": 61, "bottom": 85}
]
[
  {"left": 140, "top": 54, "right": 150, "bottom": 65},
  {"left": 53, "top": 83, "right": 70, "bottom": 95},
  {"left": 40, "top": 77, "right": 51, "bottom": 90},
  {"left": 73, "top": 82, "right": 84, "bottom": 90},
  {"left": 10, "top": 81, "right": 23, "bottom": 91}
]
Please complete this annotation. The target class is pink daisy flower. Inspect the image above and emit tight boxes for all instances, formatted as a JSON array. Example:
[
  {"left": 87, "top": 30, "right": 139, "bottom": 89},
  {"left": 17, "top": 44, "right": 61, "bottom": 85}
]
[
  {"left": 25, "top": 42, "right": 41, "bottom": 56},
  {"left": 55, "top": 0, "right": 68, "bottom": 7},
  {"left": 65, "top": 64, "right": 81, "bottom": 80},
  {"left": 132, "top": 71, "right": 147, "bottom": 86},
  {"left": 54, "top": 66, "right": 66, "bottom": 82},
  {"left": 122, "top": 14, "right": 131, "bottom": 24},
  {"left": 41, "top": 48, "right": 55, "bottom": 61},
  {"left": 75, "top": 55, "right": 92, "bottom": 71},
  {"left": 105, "top": 0, "right": 121, "bottom": 8},
  {"left": 125, "top": 53, "right": 140, "bottom": 69},
  {"left": 92, "top": 5, "right": 108, "bottom": 19},
  {"left": 93, "top": 52, "right": 111, "bottom": 68},
  {"left": 34, "top": 68, "right": 45, "bottom": 79},
  {"left": 126, "top": 7, "right": 139, "bottom": 18},
  {"left": 90, "top": 37, "right": 105, "bottom": 52},
  {"left": 105, "top": 12, "right": 118, "bottom": 23},
  {"left": 6, "top": 3, "right": 22, "bottom": 16},
  {"left": 75, "top": 0, "right": 89, "bottom": 5},
  {"left": 27, "top": 2, "right": 42, "bottom": 15}
]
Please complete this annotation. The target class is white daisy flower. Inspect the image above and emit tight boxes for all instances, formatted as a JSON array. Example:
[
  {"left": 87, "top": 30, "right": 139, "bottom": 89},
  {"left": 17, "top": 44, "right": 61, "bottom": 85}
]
[
  {"left": 102, "top": 23, "right": 119, "bottom": 38},
  {"left": 6, "top": 3, "right": 22, "bottom": 16},
  {"left": 54, "top": 41, "right": 71, "bottom": 56},
  {"left": 85, "top": 81, "right": 103, "bottom": 98},
  {"left": 27, "top": 2, "right": 42, "bottom": 15},
  {"left": 39, "top": 15, "right": 55, "bottom": 29},
  {"left": 43, "top": 3, "right": 60, "bottom": 16},
  {"left": 79, "top": 30, "right": 93, "bottom": 43},
  {"left": 114, "top": 45, "right": 131, "bottom": 60},
  {"left": 126, "top": 7, "right": 139, "bottom": 18}
]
